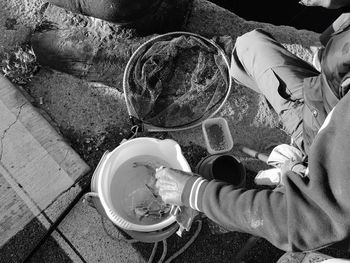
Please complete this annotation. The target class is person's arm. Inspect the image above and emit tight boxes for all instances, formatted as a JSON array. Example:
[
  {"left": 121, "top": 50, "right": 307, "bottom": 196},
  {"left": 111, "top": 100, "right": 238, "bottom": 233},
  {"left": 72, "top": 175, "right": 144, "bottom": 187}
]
[{"left": 157, "top": 93, "right": 350, "bottom": 252}]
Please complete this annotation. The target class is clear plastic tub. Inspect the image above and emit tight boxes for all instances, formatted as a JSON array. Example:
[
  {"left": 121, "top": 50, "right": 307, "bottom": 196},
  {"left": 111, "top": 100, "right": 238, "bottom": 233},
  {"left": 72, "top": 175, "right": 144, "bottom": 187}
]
[{"left": 202, "top": 117, "right": 234, "bottom": 154}]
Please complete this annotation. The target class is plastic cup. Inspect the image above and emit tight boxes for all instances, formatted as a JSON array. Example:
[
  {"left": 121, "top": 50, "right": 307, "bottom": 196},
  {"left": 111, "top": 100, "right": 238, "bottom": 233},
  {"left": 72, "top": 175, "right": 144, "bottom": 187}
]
[{"left": 202, "top": 117, "right": 234, "bottom": 154}]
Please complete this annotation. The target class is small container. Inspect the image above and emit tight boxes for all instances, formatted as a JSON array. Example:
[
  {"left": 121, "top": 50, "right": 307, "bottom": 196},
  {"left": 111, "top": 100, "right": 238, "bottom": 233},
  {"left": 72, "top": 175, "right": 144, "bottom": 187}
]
[
  {"left": 202, "top": 117, "right": 233, "bottom": 154},
  {"left": 195, "top": 154, "right": 246, "bottom": 188}
]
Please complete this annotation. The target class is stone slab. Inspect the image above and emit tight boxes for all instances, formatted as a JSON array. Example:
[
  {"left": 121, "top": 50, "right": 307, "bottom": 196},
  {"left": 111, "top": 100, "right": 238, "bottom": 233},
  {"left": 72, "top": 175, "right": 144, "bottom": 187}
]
[
  {"left": 26, "top": 230, "right": 85, "bottom": 263},
  {"left": 56, "top": 198, "right": 141, "bottom": 263},
  {"left": 0, "top": 74, "right": 90, "bottom": 262}
]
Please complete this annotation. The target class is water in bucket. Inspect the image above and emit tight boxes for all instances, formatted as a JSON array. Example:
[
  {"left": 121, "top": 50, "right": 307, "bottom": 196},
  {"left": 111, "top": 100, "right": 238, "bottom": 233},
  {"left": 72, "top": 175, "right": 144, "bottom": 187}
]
[
  {"left": 91, "top": 138, "right": 190, "bottom": 233},
  {"left": 110, "top": 155, "right": 171, "bottom": 225}
]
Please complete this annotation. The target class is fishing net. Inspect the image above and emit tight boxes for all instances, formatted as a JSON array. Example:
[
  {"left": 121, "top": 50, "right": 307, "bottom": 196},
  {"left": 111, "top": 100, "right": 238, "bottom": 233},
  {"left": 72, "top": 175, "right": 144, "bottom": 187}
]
[{"left": 123, "top": 32, "right": 231, "bottom": 131}]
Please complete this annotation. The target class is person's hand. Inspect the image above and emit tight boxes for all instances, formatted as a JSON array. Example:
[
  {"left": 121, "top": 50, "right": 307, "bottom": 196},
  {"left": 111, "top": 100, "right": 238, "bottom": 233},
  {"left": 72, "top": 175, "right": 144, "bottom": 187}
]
[
  {"left": 280, "top": 159, "right": 307, "bottom": 179},
  {"left": 155, "top": 167, "right": 194, "bottom": 206},
  {"left": 298, "top": 0, "right": 350, "bottom": 9}
]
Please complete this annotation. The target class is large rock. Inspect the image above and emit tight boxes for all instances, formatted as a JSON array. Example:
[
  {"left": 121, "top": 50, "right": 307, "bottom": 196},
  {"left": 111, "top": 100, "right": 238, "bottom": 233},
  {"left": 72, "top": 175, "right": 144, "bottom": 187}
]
[
  {"left": 46, "top": 0, "right": 164, "bottom": 24},
  {"left": 1, "top": 0, "right": 323, "bottom": 157}
]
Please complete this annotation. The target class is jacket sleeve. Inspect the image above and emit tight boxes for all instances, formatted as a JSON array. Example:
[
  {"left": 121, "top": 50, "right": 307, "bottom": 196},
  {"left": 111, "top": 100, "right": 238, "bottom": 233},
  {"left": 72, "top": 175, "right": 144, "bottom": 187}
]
[{"left": 182, "top": 92, "right": 350, "bottom": 252}]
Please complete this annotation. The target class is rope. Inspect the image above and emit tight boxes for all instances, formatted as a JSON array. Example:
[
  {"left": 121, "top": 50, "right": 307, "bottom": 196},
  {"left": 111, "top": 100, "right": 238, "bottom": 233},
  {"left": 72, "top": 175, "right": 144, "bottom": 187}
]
[
  {"left": 164, "top": 220, "right": 202, "bottom": 263},
  {"left": 101, "top": 216, "right": 139, "bottom": 244},
  {"left": 158, "top": 240, "right": 168, "bottom": 263},
  {"left": 125, "top": 125, "right": 141, "bottom": 140},
  {"left": 101, "top": 215, "right": 203, "bottom": 263},
  {"left": 233, "top": 235, "right": 260, "bottom": 263},
  {"left": 147, "top": 242, "right": 159, "bottom": 263}
]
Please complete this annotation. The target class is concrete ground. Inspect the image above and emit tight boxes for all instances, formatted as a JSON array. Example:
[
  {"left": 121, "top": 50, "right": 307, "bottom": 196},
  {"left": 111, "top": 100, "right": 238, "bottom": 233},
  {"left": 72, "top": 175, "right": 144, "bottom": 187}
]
[{"left": 2, "top": 0, "right": 350, "bottom": 262}]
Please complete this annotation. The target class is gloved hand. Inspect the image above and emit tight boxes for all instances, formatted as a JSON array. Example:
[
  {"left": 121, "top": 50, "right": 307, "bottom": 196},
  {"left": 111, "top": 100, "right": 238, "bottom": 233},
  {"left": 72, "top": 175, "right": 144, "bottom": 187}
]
[
  {"left": 298, "top": 0, "right": 350, "bottom": 9},
  {"left": 255, "top": 144, "right": 307, "bottom": 186},
  {"left": 267, "top": 144, "right": 304, "bottom": 168},
  {"left": 280, "top": 159, "right": 307, "bottom": 178},
  {"left": 155, "top": 167, "right": 194, "bottom": 206}
]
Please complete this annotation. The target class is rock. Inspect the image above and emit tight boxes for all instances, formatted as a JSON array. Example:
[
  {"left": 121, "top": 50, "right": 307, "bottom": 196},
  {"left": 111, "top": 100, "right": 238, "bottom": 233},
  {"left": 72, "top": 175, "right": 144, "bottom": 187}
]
[
  {"left": 15, "top": 0, "right": 322, "bottom": 156},
  {"left": 0, "top": 0, "right": 47, "bottom": 53},
  {"left": 30, "top": 0, "right": 192, "bottom": 90},
  {"left": 46, "top": 0, "right": 164, "bottom": 24},
  {"left": 30, "top": 4, "right": 149, "bottom": 89}
]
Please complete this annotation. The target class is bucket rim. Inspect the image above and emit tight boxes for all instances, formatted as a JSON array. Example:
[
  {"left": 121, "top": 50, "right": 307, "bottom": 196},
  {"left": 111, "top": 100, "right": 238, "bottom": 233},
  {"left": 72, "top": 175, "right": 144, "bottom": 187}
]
[{"left": 96, "top": 137, "right": 190, "bottom": 232}]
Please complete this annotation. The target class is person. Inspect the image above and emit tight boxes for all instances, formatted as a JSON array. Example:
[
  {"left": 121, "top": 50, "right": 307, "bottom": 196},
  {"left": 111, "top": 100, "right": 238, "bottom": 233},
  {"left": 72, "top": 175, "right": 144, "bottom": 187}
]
[{"left": 155, "top": 1, "right": 350, "bottom": 261}]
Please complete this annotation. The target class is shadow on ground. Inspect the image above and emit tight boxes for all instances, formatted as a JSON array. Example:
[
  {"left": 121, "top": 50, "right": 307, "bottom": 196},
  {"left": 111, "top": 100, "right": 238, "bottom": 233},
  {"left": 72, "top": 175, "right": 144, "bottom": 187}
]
[{"left": 209, "top": 0, "right": 346, "bottom": 33}]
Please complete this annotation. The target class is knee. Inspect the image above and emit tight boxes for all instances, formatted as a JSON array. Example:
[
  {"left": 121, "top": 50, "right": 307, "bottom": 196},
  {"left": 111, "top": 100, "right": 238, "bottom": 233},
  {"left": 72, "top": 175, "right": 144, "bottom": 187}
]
[{"left": 235, "top": 29, "right": 270, "bottom": 51}]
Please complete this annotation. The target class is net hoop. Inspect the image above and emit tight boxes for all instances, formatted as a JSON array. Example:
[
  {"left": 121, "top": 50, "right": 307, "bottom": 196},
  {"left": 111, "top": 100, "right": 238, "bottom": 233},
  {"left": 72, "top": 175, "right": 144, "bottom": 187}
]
[{"left": 123, "top": 31, "right": 232, "bottom": 132}]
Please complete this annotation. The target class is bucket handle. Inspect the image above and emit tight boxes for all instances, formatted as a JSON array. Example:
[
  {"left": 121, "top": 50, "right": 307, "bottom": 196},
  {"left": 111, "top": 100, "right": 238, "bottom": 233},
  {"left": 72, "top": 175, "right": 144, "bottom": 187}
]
[{"left": 83, "top": 192, "right": 100, "bottom": 209}]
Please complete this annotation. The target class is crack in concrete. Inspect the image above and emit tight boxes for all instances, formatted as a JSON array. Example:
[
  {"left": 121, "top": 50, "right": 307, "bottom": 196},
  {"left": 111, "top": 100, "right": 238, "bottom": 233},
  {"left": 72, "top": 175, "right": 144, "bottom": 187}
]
[
  {"left": 58, "top": 149, "right": 69, "bottom": 168},
  {"left": 0, "top": 102, "right": 26, "bottom": 161}
]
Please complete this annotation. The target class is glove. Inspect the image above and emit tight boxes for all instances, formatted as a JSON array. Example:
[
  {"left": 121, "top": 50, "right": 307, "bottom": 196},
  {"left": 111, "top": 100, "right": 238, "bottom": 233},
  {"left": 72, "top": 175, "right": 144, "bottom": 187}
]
[
  {"left": 267, "top": 144, "right": 304, "bottom": 168},
  {"left": 298, "top": 0, "right": 350, "bottom": 9},
  {"left": 255, "top": 144, "right": 306, "bottom": 186},
  {"left": 155, "top": 167, "right": 194, "bottom": 206},
  {"left": 280, "top": 159, "right": 307, "bottom": 178}
]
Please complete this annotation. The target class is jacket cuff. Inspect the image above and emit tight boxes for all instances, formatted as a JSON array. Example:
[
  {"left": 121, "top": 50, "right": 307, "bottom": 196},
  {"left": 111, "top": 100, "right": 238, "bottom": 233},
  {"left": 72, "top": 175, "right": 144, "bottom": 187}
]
[{"left": 181, "top": 175, "right": 208, "bottom": 211}]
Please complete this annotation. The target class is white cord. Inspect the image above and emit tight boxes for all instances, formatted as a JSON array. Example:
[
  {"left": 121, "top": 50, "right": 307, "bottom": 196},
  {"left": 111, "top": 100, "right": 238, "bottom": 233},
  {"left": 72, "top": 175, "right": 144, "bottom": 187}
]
[
  {"left": 147, "top": 242, "right": 158, "bottom": 263},
  {"left": 158, "top": 240, "right": 168, "bottom": 263},
  {"left": 102, "top": 215, "right": 203, "bottom": 263},
  {"left": 164, "top": 220, "right": 203, "bottom": 263}
]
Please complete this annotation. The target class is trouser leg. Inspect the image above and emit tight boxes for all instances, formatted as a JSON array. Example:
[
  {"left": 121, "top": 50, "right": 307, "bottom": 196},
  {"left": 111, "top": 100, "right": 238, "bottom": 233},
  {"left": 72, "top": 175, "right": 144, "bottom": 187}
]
[{"left": 230, "top": 29, "right": 319, "bottom": 149}]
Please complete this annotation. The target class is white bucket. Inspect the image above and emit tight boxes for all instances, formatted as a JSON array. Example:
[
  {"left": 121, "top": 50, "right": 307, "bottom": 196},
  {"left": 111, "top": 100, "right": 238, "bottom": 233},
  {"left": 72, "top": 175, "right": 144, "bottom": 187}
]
[{"left": 86, "top": 137, "right": 191, "bottom": 232}]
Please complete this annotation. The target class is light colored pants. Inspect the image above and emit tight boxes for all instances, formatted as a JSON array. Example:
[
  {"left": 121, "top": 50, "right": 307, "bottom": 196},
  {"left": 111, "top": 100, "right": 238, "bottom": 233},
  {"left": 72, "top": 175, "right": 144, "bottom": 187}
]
[{"left": 230, "top": 29, "right": 319, "bottom": 150}]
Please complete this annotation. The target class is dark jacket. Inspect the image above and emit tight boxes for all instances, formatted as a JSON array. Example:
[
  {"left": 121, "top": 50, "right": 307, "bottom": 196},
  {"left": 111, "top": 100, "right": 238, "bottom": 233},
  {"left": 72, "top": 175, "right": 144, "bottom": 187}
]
[
  {"left": 182, "top": 27, "right": 350, "bottom": 251},
  {"left": 303, "top": 24, "right": 350, "bottom": 154}
]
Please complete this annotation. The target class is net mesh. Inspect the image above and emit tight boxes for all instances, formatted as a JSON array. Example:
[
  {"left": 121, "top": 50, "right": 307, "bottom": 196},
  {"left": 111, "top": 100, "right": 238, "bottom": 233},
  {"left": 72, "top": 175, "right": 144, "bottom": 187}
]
[{"left": 124, "top": 33, "right": 230, "bottom": 129}]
